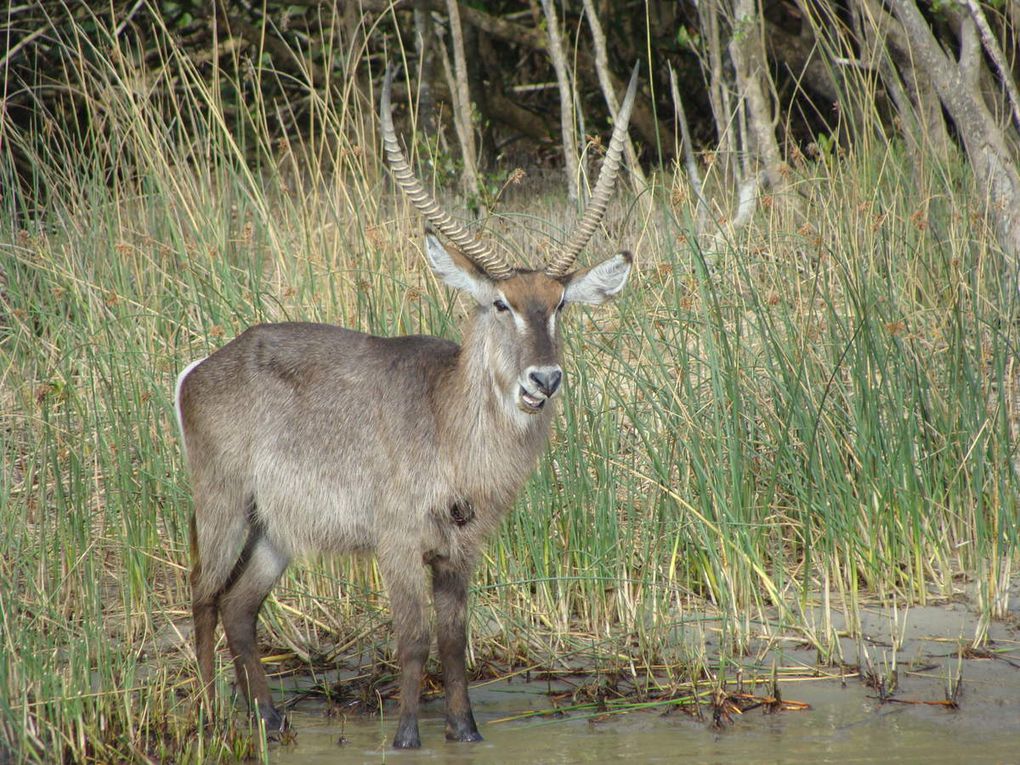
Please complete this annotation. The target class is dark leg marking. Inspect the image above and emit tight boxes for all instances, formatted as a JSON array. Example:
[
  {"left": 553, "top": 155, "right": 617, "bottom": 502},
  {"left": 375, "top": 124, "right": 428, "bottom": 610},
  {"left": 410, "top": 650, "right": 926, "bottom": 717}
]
[{"left": 431, "top": 559, "right": 482, "bottom": 743}]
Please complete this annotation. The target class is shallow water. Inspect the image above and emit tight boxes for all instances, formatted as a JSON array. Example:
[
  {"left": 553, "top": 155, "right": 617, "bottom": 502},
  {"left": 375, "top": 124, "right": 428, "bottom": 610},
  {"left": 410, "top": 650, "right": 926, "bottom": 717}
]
[
  {"left": 261, "top": 600, "right": 1020, "bottom": 764},
  {"left": 268, "top": 667, "right": 1020, "bottom": 765}
]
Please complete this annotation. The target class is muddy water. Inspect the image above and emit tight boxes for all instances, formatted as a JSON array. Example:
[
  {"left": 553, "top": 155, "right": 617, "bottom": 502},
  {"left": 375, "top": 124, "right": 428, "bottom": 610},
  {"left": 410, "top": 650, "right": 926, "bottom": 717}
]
[
  {"left": 267, "top": 602, "right": 1020, "bottom": 764},
  {"left": 268, "top": 672, "right": 1019, "bottom": 764}
]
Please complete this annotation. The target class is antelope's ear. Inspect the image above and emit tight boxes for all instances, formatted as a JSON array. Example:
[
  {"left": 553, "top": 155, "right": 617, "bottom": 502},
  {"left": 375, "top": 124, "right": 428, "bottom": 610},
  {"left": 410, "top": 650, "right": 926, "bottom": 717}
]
[
  {"left": 563, "top": 251, "right": 632, "bottom": 305},
  {"left": 425, "top": 234, "right": 494, "bottom": 303}
]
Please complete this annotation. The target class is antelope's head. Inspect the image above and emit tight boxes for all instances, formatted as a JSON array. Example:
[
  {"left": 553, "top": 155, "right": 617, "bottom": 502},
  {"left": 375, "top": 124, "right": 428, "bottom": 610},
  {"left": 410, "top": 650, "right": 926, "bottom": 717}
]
[{"left": 381, "top": 65, "right": 637, "bottom": 417}]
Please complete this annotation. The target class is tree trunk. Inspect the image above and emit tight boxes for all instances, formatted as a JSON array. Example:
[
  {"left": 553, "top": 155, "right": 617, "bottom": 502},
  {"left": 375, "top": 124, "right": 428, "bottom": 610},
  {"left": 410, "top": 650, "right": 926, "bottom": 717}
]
[
  {"left": 888, "top": 0, "right": 1020, "bottom": 262},
  {"left": 728, "top": 0, "right": 802, "bottom": 216}
]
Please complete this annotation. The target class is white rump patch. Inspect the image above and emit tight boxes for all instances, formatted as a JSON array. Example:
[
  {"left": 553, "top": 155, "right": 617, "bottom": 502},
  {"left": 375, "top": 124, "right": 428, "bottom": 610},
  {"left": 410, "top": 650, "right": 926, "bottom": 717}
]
[{"left": 174, "top": 357, "right": 205, "bottom": 452}]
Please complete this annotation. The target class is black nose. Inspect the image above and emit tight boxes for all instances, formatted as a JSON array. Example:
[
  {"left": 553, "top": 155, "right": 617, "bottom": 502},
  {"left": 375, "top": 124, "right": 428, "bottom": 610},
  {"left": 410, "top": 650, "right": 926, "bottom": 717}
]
[{"left": 529, "top": 368, "right": 562, "bottom": 396}]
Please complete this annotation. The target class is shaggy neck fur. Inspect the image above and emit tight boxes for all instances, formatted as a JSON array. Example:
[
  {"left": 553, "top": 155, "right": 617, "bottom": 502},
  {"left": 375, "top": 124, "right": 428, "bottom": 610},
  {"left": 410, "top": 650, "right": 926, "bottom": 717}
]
[{"left": 436, "top": 311, "right": 555, "bottom": 514}]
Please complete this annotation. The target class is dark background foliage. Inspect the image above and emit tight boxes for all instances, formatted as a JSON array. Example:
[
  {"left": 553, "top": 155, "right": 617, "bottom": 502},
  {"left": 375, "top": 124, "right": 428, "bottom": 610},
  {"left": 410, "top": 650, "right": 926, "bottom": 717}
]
[{"left": 4, "top": 1, "right": 1020, "bottom": 248}]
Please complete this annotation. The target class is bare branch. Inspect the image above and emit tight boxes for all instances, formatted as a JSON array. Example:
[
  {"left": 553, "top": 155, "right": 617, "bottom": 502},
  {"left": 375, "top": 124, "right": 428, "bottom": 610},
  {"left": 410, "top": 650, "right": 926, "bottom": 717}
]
[
  {"left": 960, "top": 0, "right": 1020, "bottom": 134},
  {"left": 581, "top": 0, "right": 647, "bottom": 195},
  {"left": 442, "top": 0, "right": 481, "bottom": 205},
  {"left": 668, "top": 61, "right": 709, "bottom": 233},
  {"left": 698, "top": 0, "right": 738, "bottom": 185},
  {"left": 888, "top": 0, "right": 1020, "bottom": 260},
  {"left": 539, "top": 0, "right": 579, "bottom": 202}
]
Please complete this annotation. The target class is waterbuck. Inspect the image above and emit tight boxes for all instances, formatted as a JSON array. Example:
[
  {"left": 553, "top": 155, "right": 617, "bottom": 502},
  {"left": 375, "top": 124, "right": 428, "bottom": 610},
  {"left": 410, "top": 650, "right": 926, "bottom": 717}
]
[{"left": 175, "top": 64, "right": 638, "bottom": 749}]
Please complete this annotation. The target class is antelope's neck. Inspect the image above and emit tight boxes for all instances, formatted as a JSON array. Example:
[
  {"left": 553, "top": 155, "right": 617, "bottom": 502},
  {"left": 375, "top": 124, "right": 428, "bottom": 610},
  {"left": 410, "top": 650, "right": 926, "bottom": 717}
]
[{"left": 436, "top": 328, "right": 554, "bottom": 510}]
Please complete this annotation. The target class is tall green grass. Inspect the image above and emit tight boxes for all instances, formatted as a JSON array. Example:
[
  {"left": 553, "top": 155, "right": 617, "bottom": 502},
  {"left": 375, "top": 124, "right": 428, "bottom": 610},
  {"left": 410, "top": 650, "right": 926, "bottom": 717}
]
[{"left": 2, "top": 10, "right": 1017, "bottom": 763}]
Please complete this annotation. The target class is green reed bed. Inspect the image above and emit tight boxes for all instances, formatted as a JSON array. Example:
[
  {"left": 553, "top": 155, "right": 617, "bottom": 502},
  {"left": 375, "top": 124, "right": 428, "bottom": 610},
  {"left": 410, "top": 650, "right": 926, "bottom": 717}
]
[{"left": 2, "top": 16, "right": 1018, "bottom": 765}]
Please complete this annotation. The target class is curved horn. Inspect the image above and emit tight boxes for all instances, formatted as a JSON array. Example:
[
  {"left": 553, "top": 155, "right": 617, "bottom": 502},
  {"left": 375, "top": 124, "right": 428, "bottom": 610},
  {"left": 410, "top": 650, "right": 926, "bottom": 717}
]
[
  {"left": 546, "top": 62, "right": 640, "bottom": 278},
  {"left": 380, "top": 67, "right": 513, "bottom": 280}
]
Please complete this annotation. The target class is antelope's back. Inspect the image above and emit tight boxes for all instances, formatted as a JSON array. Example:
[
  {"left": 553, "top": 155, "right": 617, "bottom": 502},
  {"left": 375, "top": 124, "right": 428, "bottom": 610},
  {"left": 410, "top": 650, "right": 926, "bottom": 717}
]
[{"left": 176, "top": 322, "right": 459, "bottom": 553}]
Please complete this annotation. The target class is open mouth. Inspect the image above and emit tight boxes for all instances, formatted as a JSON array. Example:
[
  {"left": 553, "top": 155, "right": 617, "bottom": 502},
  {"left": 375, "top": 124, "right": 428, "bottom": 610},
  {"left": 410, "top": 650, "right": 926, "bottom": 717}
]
[{"left": 518, "top": 387, "right": 546, "bottom": 412}]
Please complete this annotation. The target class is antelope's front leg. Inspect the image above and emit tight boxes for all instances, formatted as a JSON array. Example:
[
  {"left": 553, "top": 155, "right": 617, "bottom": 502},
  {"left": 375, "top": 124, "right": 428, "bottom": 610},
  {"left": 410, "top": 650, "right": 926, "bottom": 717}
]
[
  {"left": 381, "top": 552, "right": 430, "bottom": 749},
  {"left": 431, "top": 558, "right": 482, "bottom": 742}
]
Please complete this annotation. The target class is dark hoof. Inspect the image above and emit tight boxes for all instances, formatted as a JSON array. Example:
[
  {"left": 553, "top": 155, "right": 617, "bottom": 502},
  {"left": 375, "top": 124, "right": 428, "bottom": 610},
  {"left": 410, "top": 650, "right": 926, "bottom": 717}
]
[
  {"left": 446, "top": 729, "right": 483, "bottom": 743},
  {"left": 392, "top": 718, "right": 421, "bottom": 749},
  {"left": 257, "top": 701, "right": 287, "bottom": 735},
  {"left": 392, "top": 734, "right": 422, "bottom": 750},
  {"left": 445, "top": 713, "right": 482, "bottom": 742}
]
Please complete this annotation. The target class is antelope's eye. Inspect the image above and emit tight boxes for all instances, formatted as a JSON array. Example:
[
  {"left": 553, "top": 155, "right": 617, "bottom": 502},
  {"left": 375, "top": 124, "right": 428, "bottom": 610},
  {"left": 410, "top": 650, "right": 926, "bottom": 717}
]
[{"left": 493, "top": 299, "right": 510, "bottom": 313}]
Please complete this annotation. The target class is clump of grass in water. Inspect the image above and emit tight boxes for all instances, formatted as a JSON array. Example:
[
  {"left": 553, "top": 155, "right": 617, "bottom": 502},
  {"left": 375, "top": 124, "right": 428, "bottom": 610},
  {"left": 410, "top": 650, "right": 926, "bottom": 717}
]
[{"left": 2, "top": 9, "right": 1018, "bottom": 763}]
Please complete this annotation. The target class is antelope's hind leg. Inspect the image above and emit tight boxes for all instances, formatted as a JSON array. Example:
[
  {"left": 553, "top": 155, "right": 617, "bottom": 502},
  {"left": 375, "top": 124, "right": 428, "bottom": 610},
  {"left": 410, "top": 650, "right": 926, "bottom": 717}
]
[
  {"left": 218, "top": 530, "right": 290, "bottom": 732},
  {"left": 431, "top": 558, "right": 482, "bottom": 742},
  {"left": 190, "top": 518, "right": 220, "bottom": 713},
  {"left": 190, "top": 490, "right": 251, "bottom": 719}
]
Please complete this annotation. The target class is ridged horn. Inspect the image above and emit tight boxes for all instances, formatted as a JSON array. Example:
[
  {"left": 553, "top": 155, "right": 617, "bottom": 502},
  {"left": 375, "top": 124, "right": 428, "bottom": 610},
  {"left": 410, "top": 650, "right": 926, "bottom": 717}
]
[
  {"left": 380, "top": 66, "right": 513, "bottom": 280},
  {"left": 545, "top": 62, "right": 640, "bottom": 278}
]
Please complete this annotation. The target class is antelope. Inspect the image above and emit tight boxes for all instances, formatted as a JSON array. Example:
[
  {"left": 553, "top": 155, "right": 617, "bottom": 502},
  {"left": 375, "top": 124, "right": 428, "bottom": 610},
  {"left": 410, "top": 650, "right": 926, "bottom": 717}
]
[{"left": 175, "top": 64, "right": 638, "bottom": 749}]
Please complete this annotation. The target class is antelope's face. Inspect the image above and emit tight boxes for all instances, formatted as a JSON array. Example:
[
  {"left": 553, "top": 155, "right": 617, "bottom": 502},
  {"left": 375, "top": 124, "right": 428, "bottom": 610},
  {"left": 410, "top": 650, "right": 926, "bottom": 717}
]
[
  {"left": 384, "top": 63, "right": 638, "bottom": 418},
  {"left": 486, "top": 271, "right": 566, "bottom": 414},
  {"left": 426, "top": 235, "right": 632, "bottom": 417}
]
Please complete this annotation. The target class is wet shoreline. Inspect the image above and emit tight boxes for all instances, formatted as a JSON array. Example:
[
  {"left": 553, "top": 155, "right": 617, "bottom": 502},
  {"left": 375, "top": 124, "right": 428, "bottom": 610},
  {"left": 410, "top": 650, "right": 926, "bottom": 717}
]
[{"left": 260, "top": 600, "right": 1020, "bottom": 763}]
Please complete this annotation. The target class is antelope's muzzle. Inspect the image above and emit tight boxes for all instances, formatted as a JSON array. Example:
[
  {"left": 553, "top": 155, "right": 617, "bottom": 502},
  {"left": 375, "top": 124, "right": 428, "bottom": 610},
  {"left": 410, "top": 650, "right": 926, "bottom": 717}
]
[{"left": 518, "top": 365, "right": 563, "bottom": 413}]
